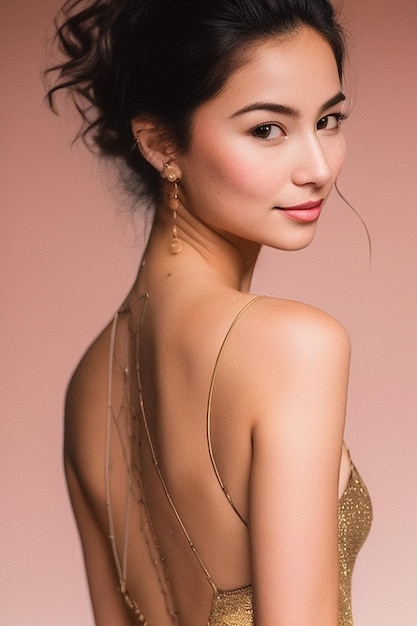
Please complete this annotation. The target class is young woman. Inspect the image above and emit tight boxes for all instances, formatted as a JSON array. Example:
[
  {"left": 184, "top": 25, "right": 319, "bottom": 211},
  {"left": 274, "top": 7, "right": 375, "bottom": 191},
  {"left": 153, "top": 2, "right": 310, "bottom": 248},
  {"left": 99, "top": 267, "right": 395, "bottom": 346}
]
[{"left": 48, "top": 1, "right": 372, "bottom": 624}]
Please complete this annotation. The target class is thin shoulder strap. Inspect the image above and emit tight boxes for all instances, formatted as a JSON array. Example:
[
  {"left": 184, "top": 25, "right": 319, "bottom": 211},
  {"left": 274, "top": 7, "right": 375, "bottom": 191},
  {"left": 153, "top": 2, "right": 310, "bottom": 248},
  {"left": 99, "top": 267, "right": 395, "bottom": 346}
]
[
  {"left": 207, "top": 295, "right": 265, "bottom": 526},
  {"left": 135, "top": 294, "right": 263, "bottom": 593}
]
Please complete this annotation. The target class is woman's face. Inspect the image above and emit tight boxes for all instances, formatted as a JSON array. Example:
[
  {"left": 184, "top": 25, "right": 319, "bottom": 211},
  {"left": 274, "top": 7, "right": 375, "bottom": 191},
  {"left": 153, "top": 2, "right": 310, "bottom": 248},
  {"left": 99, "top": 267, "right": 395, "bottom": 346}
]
[{"left": 175, "top": 27, "right": 346, "bottom": 252}]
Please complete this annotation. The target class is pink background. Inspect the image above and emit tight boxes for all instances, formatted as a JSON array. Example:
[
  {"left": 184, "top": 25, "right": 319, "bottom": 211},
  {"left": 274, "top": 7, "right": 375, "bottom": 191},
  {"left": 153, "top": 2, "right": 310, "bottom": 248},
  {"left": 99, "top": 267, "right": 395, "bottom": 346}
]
[{"left": 2, "top": 1, "right": 416, "bottom": 623}]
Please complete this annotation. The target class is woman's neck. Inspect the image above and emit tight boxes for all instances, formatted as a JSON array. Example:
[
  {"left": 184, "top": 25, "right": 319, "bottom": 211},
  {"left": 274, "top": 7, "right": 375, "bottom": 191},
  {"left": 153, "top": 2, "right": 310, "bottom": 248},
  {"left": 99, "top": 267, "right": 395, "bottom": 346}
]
[{"left": 143, "top": 208, "right": 261, "bottom": 293}]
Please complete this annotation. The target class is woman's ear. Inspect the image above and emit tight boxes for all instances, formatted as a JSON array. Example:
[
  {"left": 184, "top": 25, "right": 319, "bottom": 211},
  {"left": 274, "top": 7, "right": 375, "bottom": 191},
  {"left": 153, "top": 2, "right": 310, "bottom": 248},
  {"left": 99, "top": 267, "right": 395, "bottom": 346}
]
[{"left": 131, "top": 118, "right": 178, "bottom": 175}]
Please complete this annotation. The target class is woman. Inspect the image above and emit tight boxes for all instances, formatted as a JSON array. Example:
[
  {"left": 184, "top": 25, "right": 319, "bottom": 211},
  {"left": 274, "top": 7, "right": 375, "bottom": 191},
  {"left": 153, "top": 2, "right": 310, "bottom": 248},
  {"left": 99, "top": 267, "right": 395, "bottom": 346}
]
[{"left": 48, "top": 0, "right": 372, "bottom": 624}]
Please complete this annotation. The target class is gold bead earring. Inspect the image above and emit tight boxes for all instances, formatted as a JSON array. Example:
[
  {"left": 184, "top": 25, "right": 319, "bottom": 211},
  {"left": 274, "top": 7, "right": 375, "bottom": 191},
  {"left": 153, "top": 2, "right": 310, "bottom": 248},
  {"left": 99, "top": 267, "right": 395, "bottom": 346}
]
[{"left": 163, "top": 163, "right": 183, "bottom": 255}]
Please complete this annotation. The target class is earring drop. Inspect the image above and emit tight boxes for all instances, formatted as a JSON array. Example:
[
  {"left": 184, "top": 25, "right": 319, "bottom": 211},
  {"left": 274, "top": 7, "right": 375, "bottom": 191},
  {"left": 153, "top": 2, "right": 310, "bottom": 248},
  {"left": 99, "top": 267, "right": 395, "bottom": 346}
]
[
  {"left": 169, "top": 180, "right": 182, "bottom": 254},
  {"left": 170, "top": 209, "right": 183, "bottom": 255},
  {"left": 168, "top": 180, "right": 179, "bottom": 211},
  {"left": 163, "top": 163, "right": 183, "bottom": 254}
]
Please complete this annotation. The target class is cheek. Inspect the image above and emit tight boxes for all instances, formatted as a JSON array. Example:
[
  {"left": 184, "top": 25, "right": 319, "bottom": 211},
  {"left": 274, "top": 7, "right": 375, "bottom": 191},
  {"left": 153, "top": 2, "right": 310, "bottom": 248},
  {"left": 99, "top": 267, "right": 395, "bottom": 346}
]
[
  {"left": 190, "top": 135, "right": 275, "bottom": 201},
  {"left": 331, "top": 134, "right": 346, "bottom": 177}
]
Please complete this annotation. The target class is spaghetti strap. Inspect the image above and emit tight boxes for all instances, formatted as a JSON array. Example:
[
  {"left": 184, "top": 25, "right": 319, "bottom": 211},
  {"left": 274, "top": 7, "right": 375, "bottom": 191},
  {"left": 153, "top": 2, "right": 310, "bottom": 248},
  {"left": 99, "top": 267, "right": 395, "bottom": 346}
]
[
  {"left": 136, "top": 294, "right": 263, "bottom": 592},
  {"left": 206, "top": 296, "right": 264, "bottom": 526}
]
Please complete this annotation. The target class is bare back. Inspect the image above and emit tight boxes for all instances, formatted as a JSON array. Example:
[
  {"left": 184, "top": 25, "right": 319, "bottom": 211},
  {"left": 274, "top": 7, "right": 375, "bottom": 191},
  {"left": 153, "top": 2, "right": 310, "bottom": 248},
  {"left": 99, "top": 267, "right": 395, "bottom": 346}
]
[
  {"left": 65, "top": 275, "right": 370, "bottom": 625},
  {"left": 108, "top": 289, "right": 261, "bottom": 624}
]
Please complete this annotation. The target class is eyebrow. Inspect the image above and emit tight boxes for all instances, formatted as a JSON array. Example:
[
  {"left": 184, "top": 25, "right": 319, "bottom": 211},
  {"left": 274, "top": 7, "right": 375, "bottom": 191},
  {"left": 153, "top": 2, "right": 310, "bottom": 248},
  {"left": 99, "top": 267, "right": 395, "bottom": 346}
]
[{"left": 231, "top": 91, "right": 346, "bottom": 118}]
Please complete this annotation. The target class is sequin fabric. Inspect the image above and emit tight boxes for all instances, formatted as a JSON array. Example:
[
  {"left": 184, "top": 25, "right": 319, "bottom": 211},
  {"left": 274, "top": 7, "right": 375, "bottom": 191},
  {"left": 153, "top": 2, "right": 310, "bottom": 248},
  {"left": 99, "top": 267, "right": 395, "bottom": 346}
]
[
  {"left": 338, "top": 464, "right": 373, "bottom": 626},
  {"left": 208, "top": 586, "right": 253, "bottom": 626}
]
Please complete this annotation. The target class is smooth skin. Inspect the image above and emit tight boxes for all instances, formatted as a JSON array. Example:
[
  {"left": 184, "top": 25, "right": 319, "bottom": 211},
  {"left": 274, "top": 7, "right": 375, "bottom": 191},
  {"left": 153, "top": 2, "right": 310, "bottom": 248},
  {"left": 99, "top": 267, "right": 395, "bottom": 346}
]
[{"left": 66, "top": 27, "right": 351, "bottom": 625}]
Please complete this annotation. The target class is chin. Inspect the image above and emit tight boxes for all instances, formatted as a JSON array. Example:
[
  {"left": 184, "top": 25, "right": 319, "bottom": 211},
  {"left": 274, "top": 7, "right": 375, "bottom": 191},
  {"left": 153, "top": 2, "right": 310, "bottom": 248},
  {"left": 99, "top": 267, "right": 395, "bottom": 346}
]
[
  {"left": 270, "top": 232, "right": 318, "bottom": 252},
  {"left": 278, "top": 243, "right": 313, "bottom": 253}
]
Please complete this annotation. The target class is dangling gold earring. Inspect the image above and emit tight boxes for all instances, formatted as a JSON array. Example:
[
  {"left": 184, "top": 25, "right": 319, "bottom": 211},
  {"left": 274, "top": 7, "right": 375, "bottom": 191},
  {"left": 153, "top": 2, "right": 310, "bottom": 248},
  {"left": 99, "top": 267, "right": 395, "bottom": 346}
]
[
  {"left": 163, "top": 163, "right": 183, "bottom": 254},
  {"left": 169, "top": 183, "right": 183, "bottom": 255}
]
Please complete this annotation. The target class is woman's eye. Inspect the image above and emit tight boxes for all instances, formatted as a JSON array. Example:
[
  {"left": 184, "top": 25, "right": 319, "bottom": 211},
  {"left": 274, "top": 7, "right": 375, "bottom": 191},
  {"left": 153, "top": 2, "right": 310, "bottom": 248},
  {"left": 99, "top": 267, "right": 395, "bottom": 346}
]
[
  {"left": 317, "top": 114, "right": 344, "bottom": 131},
  {"left": 252, "top": 124, "right": 283, "bottom": 140}
]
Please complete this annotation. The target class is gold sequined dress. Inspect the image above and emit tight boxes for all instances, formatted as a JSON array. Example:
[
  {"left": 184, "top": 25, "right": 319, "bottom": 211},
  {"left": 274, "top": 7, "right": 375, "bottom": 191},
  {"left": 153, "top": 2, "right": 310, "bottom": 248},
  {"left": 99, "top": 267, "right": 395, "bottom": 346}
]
[{"left": 106, "top": 297, "right": 372, "bottom": 625}]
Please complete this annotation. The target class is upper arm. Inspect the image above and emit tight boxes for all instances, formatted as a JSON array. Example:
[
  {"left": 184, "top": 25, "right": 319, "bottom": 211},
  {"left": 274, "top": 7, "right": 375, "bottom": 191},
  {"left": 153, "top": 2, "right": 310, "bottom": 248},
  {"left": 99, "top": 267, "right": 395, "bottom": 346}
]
[
  {"left": 65, "top": 462, "right": 135, "bottom": 625},
  {"left": 64, "top": 325, "right": 134, "bottom": 625},
  {"left": 248, "top": 301, "right": 350, "bottom": 625}
]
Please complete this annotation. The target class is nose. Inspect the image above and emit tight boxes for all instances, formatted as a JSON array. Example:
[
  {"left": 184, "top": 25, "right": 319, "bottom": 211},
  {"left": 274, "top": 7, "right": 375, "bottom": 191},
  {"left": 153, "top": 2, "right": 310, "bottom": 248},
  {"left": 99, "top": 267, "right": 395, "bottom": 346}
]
[{"left": 291, "top": 135, "right": 333, "bottom": 188}]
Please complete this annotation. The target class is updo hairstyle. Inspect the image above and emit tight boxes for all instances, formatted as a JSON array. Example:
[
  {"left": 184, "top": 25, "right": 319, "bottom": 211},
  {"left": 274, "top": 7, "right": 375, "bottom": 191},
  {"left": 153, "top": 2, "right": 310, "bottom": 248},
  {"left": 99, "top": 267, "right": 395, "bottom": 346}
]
[{"left": 47, "top": 0, "right": 345, "bottom": 206}]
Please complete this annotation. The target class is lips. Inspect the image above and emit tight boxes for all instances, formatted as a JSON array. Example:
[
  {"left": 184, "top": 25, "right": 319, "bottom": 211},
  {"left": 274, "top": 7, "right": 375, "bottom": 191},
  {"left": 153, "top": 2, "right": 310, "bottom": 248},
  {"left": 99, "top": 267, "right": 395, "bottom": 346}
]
[{"left": 275, "top": 199, "right": 323, "bottom": 223}]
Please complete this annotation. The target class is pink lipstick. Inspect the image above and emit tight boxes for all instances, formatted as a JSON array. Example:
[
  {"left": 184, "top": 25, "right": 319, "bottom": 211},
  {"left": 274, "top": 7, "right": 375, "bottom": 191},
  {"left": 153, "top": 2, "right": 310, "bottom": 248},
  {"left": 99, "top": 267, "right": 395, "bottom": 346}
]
[{"left": 276, "top": 200, "right": 323, "bottom": 223}]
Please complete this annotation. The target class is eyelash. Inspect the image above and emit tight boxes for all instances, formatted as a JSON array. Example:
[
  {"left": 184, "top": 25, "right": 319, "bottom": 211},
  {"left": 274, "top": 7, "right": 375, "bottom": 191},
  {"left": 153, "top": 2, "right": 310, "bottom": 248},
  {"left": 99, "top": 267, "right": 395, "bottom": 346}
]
[
  {"left": 251, "top": 112, "right": 348, "bottom": 141},
  {"left": 316, "top": 112, "right": 348, "bottom": 130}
]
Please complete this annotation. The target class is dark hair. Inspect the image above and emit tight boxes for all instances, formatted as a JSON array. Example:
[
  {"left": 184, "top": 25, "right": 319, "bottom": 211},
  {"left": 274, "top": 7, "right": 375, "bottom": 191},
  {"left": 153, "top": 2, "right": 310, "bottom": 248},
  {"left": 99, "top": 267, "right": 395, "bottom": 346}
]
[{"left": 47, "top": 0, "right": 346, "bottom": 206}]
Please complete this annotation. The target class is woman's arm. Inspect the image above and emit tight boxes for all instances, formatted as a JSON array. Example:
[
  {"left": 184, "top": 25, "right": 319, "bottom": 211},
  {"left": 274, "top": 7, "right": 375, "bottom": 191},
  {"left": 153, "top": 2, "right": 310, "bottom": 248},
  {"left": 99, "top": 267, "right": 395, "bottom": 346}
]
[
  {"left": 64, "top": 327, "right": 135, "bottom": 626},
  {"left": 248, "top": 300, "right": 350, "bottom": 625},
  {"left": 65, "top": 461, "right": 135, "bottom": 626}
]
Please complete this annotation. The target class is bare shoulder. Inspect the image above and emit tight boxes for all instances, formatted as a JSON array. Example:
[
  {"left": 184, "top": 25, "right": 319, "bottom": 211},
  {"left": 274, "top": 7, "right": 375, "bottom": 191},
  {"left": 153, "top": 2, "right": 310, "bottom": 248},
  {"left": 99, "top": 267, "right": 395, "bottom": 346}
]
[
  {"left": 65, "top": 323, "right": 111, "bottom": 446},
  {"left": 254, "top": 295, "right": 350, "bottom": 351},
  {"left": 231, "top": 295, "right": 350, "bottom": 373},
  {"left": 258, "top": 297, "right": 348, "bottom": 340},
  {"left": 218, "top": 295, "right": 351, "bottom": 430},
  {"left": 64, "top": 317, "right": 123, "bottom": 506}
]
